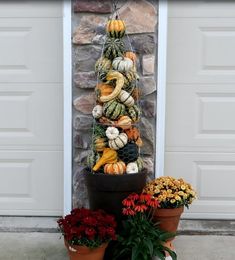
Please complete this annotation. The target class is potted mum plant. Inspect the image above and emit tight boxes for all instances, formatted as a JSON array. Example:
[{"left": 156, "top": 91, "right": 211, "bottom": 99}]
[
  {"left": 57, "top": 207, "right": 117, "bottom": 260},
  {"left": 143, "top": 176, "right": 196, "bottom": 254},
  {"left": 85, "top": 10, "right": 147, "bottom": 222},
  {"left": 113, "top": 193, "right": 177, "bottom": 260}
]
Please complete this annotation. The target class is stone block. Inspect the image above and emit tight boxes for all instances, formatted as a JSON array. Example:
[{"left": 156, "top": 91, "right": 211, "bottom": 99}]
[
  {"left": 119, "top": 0, "right": 157, "bottom": 34},
  {"left": 73, "top": 0, "right": 112, "bottom": 13},
  {"left": 142, "top": 54, "right": 155, "bottom": 75},
  {"left": 74, "top": 132, "right": 92, "bottom": 149},
  {"left": 73, "top": 15, "right": 106, "bottom": 45},
  {"left": 126, "top": 34, "right": 155, "bottom": 55},
  {"left": 73, "top": 93, "right": 95, "bottom": 114},
  {"left": 140, "top": 99, "right": 156, "bottom": 118},
  {"left": 139, "top": 76, "right": 156, "bottom": 96},
  {"left": 74, "top": 71, "right": 96, "bottom": 89},
  {"left": 73, "top": 115, "right": 93, "bottom": 130}
]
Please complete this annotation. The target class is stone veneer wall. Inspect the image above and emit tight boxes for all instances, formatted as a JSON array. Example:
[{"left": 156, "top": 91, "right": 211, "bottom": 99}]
[{"left": 72, "top": 0, "right": 158, "bottom": 208}]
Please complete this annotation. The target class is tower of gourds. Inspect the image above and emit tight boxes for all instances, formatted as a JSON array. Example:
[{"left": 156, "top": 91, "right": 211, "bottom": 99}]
[{"left": 87, "top": 17, "right": 144, "bottom": 175}]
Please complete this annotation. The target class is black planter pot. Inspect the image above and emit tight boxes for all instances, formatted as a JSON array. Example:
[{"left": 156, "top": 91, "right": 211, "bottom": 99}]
[{"left": 84, "top": 168, "right": 147, "bottom": 223}]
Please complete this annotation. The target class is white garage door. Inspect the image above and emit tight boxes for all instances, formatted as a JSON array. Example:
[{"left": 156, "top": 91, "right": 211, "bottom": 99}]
[
  {"left": 0, "top": 2, "right": 63, "bottom": 215},
  {"left": 165, "top": 1, "right": 235, "bottom": 219}
]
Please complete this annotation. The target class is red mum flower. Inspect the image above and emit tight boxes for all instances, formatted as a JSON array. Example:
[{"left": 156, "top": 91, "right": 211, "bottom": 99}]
[
  {"left": 82, "top": 216, "right": 98, "bottom": 226},
  {"left": 140, "top": 193, "right": 152, "bottom": 202},
  {"left": 146, "top": 197, "right": 159, "bottom": 208},
  {"left": 122, "top": 198, "right": 135, "bottom": 207},
  {"left": 134, "top": 204, "right": 148, "bottom": 212},
  {"left": 122, "top": 207, "right": 136, "bottom": 216},
  {"left": 128, "top": 193, "right": 139, "bottom": 201},
  {"left": 85, "top": 227, "right": 96, "bottom": 240}
]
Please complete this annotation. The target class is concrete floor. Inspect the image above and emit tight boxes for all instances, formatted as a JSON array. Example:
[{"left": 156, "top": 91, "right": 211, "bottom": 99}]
[{"left": 0, "top": 233, "right": 234, "bottom": 260}]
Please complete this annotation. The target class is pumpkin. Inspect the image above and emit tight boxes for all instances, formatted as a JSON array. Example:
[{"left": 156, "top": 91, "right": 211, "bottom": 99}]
[
  {"left": 94, "top": 137, "right": 108, "bottom": 152},
  {"left": 124, "top": 51, "right": 137, "bottom": 63},
  {"left": 100, "top": 71, "right": 124, "bottom": 102},
  {"left": 103, "top": 100, "right": 125, "bottom": 120},
  {"left": 93, "top": 148, "right": 118, "bottom": 171},
  {"left": 112, "top": 57, "right": 133, "bottom": 72},
  {"left": 123, "top": 69, "right": 139, "bottom": 90},
  {"left": 104, "top": 161, "right": 126, "bottom": 175},
  {"left": 105, "top": 126, "right": 119, "bottom": 140},
  {"left": 92, "top": 105, "right": 103, "bottom": 119},
  {"left": 99, "top": 116, "right": 114, "bottom": 126},
  {"left": 106, "top": 19, "right": 126, "bottom": 38},
  {"left": 109, "top": 133, "right": 128, "bottom": 150},
  {"left": 126, "top": 162, "right": 138, "bottom": 174},
  {"left": 95, "top": 57, "right": 112, "bottom": 81},
  {"left": 118, "top": 90, "right": 134, "bottom": 107},
  {"left": 118, "top": 142, "right": 139, "bottom": 164},
  {"left": 104, "top": 38, "right": 125, "bottom": 60},
  {"left": 135, "top": 157, "right": 144, "bottom": 171},
  {"left": 125, "top": 127, "right": 143, "bottom": 146},
  {"left": 114, "top": 116, "right": 132, "bottom": 130},
  {"left": 95, "top": 83, "right": 114, "bottom": 102},
  {"left": 128, "top": 105, "right": 141, "bottom": 122},
  {"left": 87, "top": 151, "right": 101, "bottom": 169}
]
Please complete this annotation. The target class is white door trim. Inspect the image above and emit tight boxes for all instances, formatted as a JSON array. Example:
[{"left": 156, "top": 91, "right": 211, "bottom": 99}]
[
  {"left": 156, "top": 0, "right": 168, "bottom": 177},
  {"left": 63, "top": 0, "right": 72, "bottom": 215}
]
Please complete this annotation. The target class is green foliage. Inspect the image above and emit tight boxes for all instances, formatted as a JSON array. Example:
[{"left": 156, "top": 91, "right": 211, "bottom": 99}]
[{"left": 113, "top": 214, "right": 177, "bottom": 260}]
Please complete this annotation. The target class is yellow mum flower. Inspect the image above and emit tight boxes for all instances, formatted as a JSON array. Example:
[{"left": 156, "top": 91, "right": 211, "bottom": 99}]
[
  {"left": 181, "top": 185, "right": 186, "bottom": 190},
  {"left": 170, "top": 199, "right": 176, "bottom": 204},
  {"left": 175, "top": 195, "right": 181, "bottom": 201}
]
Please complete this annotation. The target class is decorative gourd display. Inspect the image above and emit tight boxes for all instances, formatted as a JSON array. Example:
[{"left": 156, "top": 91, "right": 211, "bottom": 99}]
[
  {"left": 88, "top": 15, "right": 145, "bottom": 175},
  {"left": 104, "top": 161, "right": 126, "bottom": 175},
  {"left": 114, "top": 115, "right": 132, "bottom": 130},
  {"left": 118, "top": 90, "right": 135, "bottom": 107},
  {"left": 92, "top": 105, "right": 103, "bottom": 119},
  {"left": 112, "top": 57, "right": 133, "bottom": 72},
  {"left": 128, "top": 105, "right": 141, "bottom": 122},
  {"left": 100, "top": 71, "right": 124, "bottom": 102},
  {"left": 103, "top": 100, "right": 125, "bottom": 120},
  {"left": 94, "top": 137, "right": 108, "bottom": 152},
  {"left": 126, "top": 162, "right": 138, "bottom": 174},
  {"left": 104, "top": 38, "right": 125, "bottom": 60},
  {"left": 124, "top": 51, "right": 137, "bottom": 63},
  {"left": 109, "top": 133, "right": 128, "bottom": 150},
  {"left": 95, "top": 83, "right": 114, "bottom": 102},
  {"left": 93, "top": 148, "right": 118, "bottom": 172},
  {"left": 106, "top": 19, "right": 126, "bottom": 38},
  {"left": 118, "top": 142, "right": 139, "bottom": 164},
  {"left": 106, "top": 126, "right": 119, "bottom": 140}
]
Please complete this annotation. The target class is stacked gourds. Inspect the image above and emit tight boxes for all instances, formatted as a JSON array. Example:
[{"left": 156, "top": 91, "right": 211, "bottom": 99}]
[{"left": 88, "top": 19, "right": 143, "bottom": 175}]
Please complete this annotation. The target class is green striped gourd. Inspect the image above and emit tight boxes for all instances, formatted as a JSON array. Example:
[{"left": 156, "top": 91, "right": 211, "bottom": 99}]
[{"left": 103, "top": 100, "right": 125, "bottom": 120}]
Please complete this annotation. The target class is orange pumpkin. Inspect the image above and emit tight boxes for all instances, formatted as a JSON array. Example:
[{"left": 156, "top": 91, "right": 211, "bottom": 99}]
[
  {"left": 94, "top": 137, "right": 108, "bottom": 152},
  {"left": 115, "top": 115, "right": 132, "bottom": 130},
  {"left": 95, "top": 83, "right": 114, "bottom": 102},
  {"left": 104, "top": 161, "right": 126, "bottom": 175},
  {"left": 124, "top": 51, "right": 137, "bottom": 63},
  {"left": 125, "top": 127, "right": 143, "bottom": 147},
  {"left": 106, "top": 19, "right": 126, "bottom": 38}
]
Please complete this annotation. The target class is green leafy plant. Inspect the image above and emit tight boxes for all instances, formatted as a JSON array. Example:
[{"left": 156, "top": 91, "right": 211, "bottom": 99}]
[{"left": 113, "top": 193, "right": 177, "bottom": 260}]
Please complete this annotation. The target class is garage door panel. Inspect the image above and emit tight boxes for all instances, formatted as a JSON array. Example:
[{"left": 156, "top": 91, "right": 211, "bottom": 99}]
[
  {"left": 0, "top": 18, "right": 63, "bottom": 83},
  {"left": 0, "top": 1, "right": 62, "bottom": 18},
  {"left": 169, "top": 0, "right": 235, "bottom": 18},
  {"left": 0, "top": 84, "right": 63, "bottom": 147},
  {"left": 166, "top": 84, "right": 235, "bottom": 150},
  {"left": 165, "top": 152, "right": 235, "bottom": 218},
  {"left": 0, "top": 151, "right": 63, "bottom": 216},
  {"left": 168, "top": 19, "right": 235, "bottom": 84}
]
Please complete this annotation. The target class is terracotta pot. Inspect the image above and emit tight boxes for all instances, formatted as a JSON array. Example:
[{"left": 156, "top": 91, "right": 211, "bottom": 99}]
[
  {"left": 153, "top": 207, "right": 184, "bottom": 240},
  {"left": 64, "top": 240, "right": 108, "bottom": 260}
]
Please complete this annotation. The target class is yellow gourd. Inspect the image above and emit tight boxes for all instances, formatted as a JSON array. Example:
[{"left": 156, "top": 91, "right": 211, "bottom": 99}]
[{"left": 92, "top": 148, "right": 118, "bottom": 171}]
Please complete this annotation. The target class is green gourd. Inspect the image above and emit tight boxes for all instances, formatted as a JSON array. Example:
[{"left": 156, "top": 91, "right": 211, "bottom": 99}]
[
  {"left": 103, "top": 100, "right": 125, "bottom": 120},
  {"left": 127, "top": 105, "right": 141, "bottom": 122}
]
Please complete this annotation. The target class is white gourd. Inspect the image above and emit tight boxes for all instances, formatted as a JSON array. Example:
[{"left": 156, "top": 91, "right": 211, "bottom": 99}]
[
  {"left": 118, "top": 90, "right": 135, "bottom": 107},
  {"left": 126, "top": 162, "right": 138, "bottom": 174},
  {"left": 105, "top": 126, "right": 119, "bottom": 140},
  {"left": 109, "top": 133, "right": 128, "bottom": 150},
  {"left": 112, "top": 57, "right": 133, "bottom": 72},
  {"left": 92, "top": 105, "right": 103, "bottom": 118}
]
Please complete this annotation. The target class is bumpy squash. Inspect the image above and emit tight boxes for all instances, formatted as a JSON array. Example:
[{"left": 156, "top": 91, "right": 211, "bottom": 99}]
[
  {"left": 95, "top": 57, "right": 112, "bottom": 81},
  {"left": 123, "top": 69, "right": 139, "bottom": 90},
  {"left": 112, "top": 57, "right": 133, "bottom": 72},
  {"left": 100, "top": 71, "right": 124, "bottom": 103},
  {"left": 109, "top": 133, "right": 128, "bottom": 150},
  {"left": 104, "top": 161, "right": 126, "bottom": 175},
  {"left": 118, "top": 142, "right": 139, "bottom": 164},
  {"left": 114, "top": 115, "right": 132, "bottom": 130},
  {"left": 92, "top": 105, "right": 103, "bottom": 119},
  {"left": 124, "top": 51, "right": 137, "bottom": 63},
  {"left": 106, "top": 19, "right": 126, "bottom": 38},
  {"left": 93, "top": 148, "right": 118, "bottom": 171},
  {"left": 87, "top": 151, "right": 101, "bottom": 169},
  {"left": 128, "top": 105, "right": 141, "bottom": 122},
  {"left": 104, "top": 38, "right": 125, "bottom": 60},
  {"left": 118, "top": 90, "right": 135, "bottom": 107},
  {"left": 125, "top": 127, "right": 143, "bottom": 147},
  {"left": 126, "top": 162, "right": 138, "bottom": 174},
  {"left": 94, "top": 137, "right": 108, "bottom": 152},
  {"left": 103, "top": 100, "right": 125, "bottom": 120}
]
